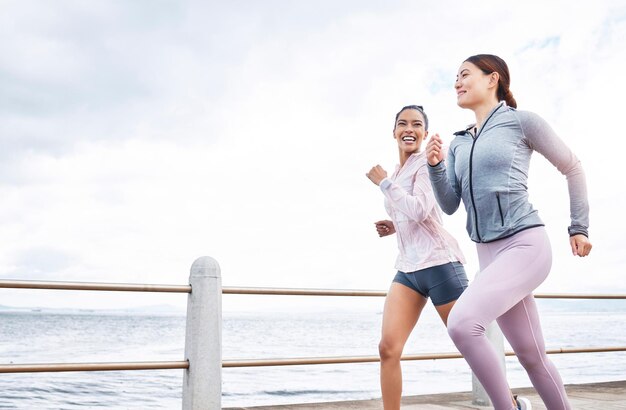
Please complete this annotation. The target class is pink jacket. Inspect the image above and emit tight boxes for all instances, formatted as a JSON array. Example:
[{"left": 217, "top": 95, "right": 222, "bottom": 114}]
[{"left": 380, "top": 151, "right": 465, "bottom": 272}]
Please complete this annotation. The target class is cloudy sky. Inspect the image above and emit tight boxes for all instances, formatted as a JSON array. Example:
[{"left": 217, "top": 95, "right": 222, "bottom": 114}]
[{"left": 1, "top": 0, "right": 624, "bottom": 311}]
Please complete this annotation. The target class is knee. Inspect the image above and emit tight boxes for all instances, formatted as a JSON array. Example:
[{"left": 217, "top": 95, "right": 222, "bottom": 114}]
[
  {"left": 447, "top": 310, "right": 483, "bottom": 344},
  {"left": 378, "top": 338, "right": 403, "bottom": 363},
  {"left": 516, "top": 348, "right": 547, "bottom": 371}
]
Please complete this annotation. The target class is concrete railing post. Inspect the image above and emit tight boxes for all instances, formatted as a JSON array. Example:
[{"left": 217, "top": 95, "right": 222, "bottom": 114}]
[
  {"left": 183, "top": 256, "right": 222, "bottom": 410},
  {"left": 471, "top": 321, "right": 506, "bottom": 406}
]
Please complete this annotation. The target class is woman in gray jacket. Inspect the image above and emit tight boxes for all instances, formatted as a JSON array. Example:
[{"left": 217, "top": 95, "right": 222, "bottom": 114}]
[{"left": 426, "top": 54, "right": 592, "bottom": 410}]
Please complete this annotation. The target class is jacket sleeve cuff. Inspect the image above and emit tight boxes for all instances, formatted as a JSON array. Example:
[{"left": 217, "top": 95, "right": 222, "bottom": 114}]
[
  {"left": 379, "top": 178, "right": 392, "bottom": 191},
  {"left": 568, "top": 226, "right": 588, "bottom": 238}
]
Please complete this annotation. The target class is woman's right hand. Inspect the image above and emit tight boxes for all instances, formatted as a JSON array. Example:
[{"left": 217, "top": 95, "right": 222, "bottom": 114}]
[
  {"left": 375, "top": 220, "right": 395, "bottom": 237},
  {"left": 570, "top": 234, "right": 592, "bottom": 257},
  {"left": 426, "top": 133, "right": 444, "bottom": 166}
]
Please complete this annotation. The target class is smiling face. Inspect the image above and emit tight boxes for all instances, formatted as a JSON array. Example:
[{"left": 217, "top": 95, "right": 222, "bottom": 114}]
[
  {"left": 455, "top": 61, "right": 497, "bottom": 109},
  {"left": 393, "top": 108, "right": 427, "bottom": 155}
]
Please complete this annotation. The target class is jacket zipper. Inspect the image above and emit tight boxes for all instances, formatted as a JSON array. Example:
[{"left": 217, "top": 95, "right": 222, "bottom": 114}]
[
  {"left": 496, "top": 192, "right": 504, "bottom": 226},
  {"left": 468, "top": 104, "right": 502, "bottom": 242}
]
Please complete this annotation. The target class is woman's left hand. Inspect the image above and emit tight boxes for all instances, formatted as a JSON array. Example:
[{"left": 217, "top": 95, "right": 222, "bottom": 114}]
[
  {"left": 570, "top": 234, "right": 592, "bottom": 257},
  {"left": 375, "top": 220, "right": 395, "bottom": 237},
  {"left": 366, "top": 165, "right": 388, "bottom": 186}
]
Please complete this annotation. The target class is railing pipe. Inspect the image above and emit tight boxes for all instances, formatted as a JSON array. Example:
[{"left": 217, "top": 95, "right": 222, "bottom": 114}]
[
  {"left": 533, "top": 293, "right": 626, "bottom": 299},
  {"left": 222, "top": 286, "right": 626, "bottom": 299},
  {"left": 0, "top": 279, "right": 190, "bottom": 293},
  {"left": 222, "top": 286, "right": 387, "bottom": 297},
  {"left": 183, "top": 256, "right": 222, "bottom": 410},
  {"left": 221, "top": 346, "right": 626, "bottom": 367},
  {"left": 0, "top": 361, "right": 188, "bottom": 373}
]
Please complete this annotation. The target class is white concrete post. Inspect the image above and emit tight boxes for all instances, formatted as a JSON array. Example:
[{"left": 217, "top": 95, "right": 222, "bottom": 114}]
[
  {"left": 471, "top": 321, "right": 506, "bottom": 406},
  {"left": 183, "top": 256, "right": 222, "bottom": 410}
]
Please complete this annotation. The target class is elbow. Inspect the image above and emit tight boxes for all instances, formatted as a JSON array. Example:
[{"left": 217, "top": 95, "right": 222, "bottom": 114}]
[
  {"left": 560, "top": 157, "right": 585, "bottom": 177},
  {"left": 441, "top": 205, "right": 458, "bottom": 215},
  {"left": 411, "top": 211, "right": 430, "bottom": 223},
  {"left": 435, "top": 196, "right": 460, "bottom": 215}
]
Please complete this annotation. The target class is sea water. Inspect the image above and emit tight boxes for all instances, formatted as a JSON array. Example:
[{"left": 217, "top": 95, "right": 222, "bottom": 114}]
[{"left": 0, "top": 299, "right": 624, "bottom": 409}]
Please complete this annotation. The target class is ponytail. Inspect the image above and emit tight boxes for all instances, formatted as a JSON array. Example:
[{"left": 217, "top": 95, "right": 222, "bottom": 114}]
[{"left": 499, "top": 87, "right": 517, "bottom": 108}]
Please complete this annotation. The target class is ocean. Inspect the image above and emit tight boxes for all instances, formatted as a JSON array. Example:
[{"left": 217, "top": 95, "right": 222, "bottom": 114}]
[{"left": 0, "top": 299, "right": 624, "bottom": 409}]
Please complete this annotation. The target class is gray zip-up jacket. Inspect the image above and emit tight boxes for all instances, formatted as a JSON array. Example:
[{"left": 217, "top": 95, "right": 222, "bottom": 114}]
[{"left": 428, "top": 102, "right": 589, "bottom": 243}]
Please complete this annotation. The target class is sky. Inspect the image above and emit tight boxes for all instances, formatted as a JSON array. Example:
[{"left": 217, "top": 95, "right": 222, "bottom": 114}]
[{"left": 0, "top": 0, "right": 625, "bottom": 312}]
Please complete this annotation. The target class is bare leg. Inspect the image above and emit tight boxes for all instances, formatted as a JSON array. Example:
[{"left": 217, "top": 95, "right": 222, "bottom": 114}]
[
  {"left": 380, "top": 282, "right": 428, "bottom": 410},
  {"left": 434, "top": 300, "right": 455, "bottom": 325}
]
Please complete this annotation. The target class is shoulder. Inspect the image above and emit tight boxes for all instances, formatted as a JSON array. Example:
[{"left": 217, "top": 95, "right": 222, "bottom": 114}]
[
  {"left": 510, "top": 110, "right": 555, "bottom": 140},
  {"left": 491, "top": 107, "right": 549, "bottom": 136},
  {"left": 509, "top": 109, "right": 546, "bottom": 126},
  {"left": 449, "top": 132, "right": 469, "bottom": 151}
]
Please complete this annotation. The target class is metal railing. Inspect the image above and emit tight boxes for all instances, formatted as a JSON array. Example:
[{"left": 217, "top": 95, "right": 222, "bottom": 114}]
[
  {"left": 0, "top": 256, "right": 222, "bottom": 409},
  {"left": 223, "top": 286, "right": 626, "bottom": 299},
  {"left": 1, "top": 256, "right": 625, "bottom": 409},
  {"left": 0, "top": 279, "right": 194, "bottom": 375},
  {"left": 0, "top": 361, "right": 189, "bottom": 373},
  {"left": 222, "top": 346, "right": 626, "bottom": 368}
]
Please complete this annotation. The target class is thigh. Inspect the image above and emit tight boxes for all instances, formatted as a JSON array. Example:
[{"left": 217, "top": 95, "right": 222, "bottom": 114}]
[
  {"left": 381, "top": 282, "right": 428, "bottom": 345},
  {"left": 434, "top": 300, "right": 455, "bottom": 326},
  {"left": 454, "top": 234, "right": 552, "bottom": 327}
]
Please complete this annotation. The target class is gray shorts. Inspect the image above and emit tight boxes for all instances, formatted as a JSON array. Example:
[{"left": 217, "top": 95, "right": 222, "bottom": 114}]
[{"left": 393, "top": 261, "right": 468, "bottom": 306}]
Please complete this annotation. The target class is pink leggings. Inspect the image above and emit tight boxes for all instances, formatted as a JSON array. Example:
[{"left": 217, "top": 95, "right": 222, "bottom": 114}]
[{"left": 447, "top": 227, "right": 571, "bottom": 410}]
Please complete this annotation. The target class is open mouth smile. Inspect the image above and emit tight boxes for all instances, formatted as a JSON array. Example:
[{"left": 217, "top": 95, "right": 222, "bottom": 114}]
[{"left": 402, "top": 136, "right": 416, "bottom": 142}]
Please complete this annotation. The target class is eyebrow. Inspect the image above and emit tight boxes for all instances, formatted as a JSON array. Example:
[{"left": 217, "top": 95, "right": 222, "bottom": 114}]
[
  {"left": 397, "top": 119, "right": 423, "bottom": 124},
  {"left": 459, "top": 69, "right": 470, "bottom": 75}
]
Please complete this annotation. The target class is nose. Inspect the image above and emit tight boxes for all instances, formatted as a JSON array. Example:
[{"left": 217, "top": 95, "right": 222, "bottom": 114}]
[{"left": 454, "top": 79, "right": 461, "bottom": 89}]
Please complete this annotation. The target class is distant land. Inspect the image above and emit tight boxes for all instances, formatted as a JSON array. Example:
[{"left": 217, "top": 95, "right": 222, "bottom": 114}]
[{"left": 0, "top": 303, "right": 186, "bottom": 316}]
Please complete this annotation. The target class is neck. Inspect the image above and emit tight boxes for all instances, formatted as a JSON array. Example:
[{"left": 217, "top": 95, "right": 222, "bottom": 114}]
[
  {"left": 473, "top": 99, "right": 500, "bottom": 130},
  {"left": 399, "top": 149, "right": 416, "bottom": 167}
]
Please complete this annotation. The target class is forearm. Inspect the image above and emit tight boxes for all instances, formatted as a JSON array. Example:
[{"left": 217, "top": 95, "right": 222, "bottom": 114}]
[
  {"left": 565, "top": 162, "right": 589, "bottom": 237},
  {"left": 380, "top": 178, "right": 433, "bottom": 222},
  {"left": 427, "top": 161, "right": 460, "bottom": 215}
]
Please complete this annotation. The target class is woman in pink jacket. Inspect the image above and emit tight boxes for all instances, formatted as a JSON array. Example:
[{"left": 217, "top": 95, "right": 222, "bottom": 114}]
[{"left": 366, "top": 105, "right": 469, "bottom": 410}]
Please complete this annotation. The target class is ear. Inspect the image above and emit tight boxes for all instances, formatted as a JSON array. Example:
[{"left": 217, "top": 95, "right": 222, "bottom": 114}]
[{"left": 488, "top": 72, "right": 500, "bottom": 89}]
